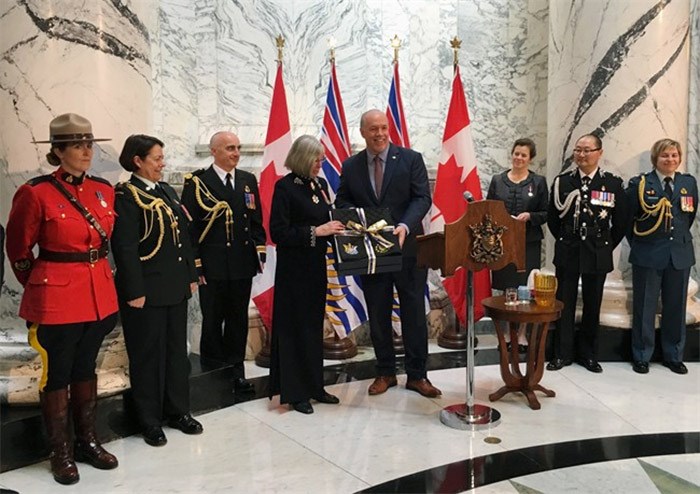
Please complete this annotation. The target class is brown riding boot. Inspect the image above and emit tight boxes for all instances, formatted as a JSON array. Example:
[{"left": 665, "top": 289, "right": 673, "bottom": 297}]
[
  {"left": 71, "top": 379, "right": 118, "bottom": 470},
  {"left": 40, "top": 388, "right": 80, "bottom": 485}
]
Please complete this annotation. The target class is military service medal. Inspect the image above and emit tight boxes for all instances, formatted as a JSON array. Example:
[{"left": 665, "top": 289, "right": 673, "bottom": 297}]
[
  {"left": 590, "top": 190, "right": 614, "bottom": 207},
  {"left": 96, "top": 190, "right": 108, "bottom": 208},
  {"left": 681, "top": 195, "right": 695, "bottom": 212}
]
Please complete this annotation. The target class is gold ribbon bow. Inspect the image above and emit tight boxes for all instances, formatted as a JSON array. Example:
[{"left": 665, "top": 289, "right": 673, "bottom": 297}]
[{"left": 345, "top": 219, "right": 394, "bottom": 254}]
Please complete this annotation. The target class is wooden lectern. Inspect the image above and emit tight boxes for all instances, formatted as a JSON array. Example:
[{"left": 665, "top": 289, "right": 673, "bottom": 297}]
[{"left": 417, "top": 199, "right": 525, "bottom": 430}]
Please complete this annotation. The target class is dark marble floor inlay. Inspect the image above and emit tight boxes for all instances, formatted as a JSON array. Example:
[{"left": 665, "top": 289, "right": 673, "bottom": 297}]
[{"left": 357, "top": 432, "right": 700, "bottom": 493}]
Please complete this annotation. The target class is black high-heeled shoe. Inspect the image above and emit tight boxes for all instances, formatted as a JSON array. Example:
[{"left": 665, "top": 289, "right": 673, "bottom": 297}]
[
  {"left": 314, "top": 391, "right": 340, "bottom": 404},
  {"left": 291, "top": 401, "right": 314, "bottom": 414}
]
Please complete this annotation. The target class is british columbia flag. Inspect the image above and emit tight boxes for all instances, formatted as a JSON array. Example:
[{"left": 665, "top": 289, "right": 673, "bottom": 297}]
[{"left": 318, "top": 60, "right": 368, "bottom": 337}]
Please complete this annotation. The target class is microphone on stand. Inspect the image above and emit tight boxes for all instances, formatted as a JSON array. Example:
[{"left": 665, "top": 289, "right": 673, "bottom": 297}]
[{"left": 463, "top": 191, "right": 474, "bottom": 203}]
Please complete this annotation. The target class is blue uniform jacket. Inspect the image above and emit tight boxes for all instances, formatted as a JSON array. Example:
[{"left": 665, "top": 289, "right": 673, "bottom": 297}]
[{"left": 626, "top": 171, "right": 697, "bottom": 270}]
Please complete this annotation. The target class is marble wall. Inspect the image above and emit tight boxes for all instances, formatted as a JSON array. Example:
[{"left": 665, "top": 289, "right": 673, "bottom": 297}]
[{"left": 153, "top": 0, "right": 550, "bottom": 185}]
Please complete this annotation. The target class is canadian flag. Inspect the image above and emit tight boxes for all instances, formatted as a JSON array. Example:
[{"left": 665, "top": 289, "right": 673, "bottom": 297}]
[
  {"left": 431, "top": 65, "right": 490, "bottom": 324},
  {"left": 251, "top": 62, "right": 292, "bottom": 331}
]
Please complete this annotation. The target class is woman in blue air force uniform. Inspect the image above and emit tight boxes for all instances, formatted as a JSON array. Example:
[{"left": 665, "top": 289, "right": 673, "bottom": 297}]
[{"left": 626, "top": 138, "right": 697, "bottom": 375}]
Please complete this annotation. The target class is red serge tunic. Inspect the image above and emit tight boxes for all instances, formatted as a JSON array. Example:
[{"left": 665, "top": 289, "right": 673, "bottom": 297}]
[{"left": 6, "top": 170, "right": 119, "bottom": 324}]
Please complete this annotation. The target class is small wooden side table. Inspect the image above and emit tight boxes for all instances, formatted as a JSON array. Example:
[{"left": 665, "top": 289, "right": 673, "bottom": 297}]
[{"left": 482, "top": 296, "right": 563, "bottom": 410}]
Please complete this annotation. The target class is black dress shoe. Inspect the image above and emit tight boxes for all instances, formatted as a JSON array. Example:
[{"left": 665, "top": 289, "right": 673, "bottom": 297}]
[
  {"left": 313, "top": 391, "right": 340, "bottom": 404},
  {"left": 291, "top": 401, "right": 314, "bottom": 414},
  {"left": 632, "top": 361, "right": 649, "bottom": 374},
  {"left": 143, "top": 426, "right": 167, "bottom": 447},
  {"left": 518, "top": 344, "right": 528, "bottom": 354},
  {"left": 546, "top": 358, "right": 572, "bottom": 371},
  {"left": 662, "top": 361, "right": 688, "bottom": 375},
  {"left": 577, "top": 358, "right": 603, "bottom": 373},
  {"left": 167, "top": 414, "right": 203, "bottom": 435},
  {"left": 233, "top": 377, "right": 255, "bottom": 392}
]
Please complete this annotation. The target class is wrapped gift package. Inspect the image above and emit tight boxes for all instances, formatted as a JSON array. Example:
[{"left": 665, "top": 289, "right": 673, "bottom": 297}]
[{"left": 330, "top": 207, "right": 403, "bottom": 275}]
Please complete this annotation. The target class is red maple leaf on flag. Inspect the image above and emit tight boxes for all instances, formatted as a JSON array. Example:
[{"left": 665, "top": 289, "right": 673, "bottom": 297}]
[{"left": 432, "top": 154, "right": 467, "bottom": 225}]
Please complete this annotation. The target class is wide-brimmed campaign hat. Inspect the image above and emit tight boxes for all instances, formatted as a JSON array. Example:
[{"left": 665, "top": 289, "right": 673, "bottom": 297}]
[{"left": 32, "top": 113, "right": 111, "bottom": 144}]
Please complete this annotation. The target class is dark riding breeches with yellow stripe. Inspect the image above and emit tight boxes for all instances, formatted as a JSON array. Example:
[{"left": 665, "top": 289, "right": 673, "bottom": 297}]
[{"left": 27, "top": 313, "right": 117, "bottom": 392}]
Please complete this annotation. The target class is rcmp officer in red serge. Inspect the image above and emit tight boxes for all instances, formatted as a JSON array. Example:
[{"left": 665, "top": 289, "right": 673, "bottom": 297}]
[
  {"left": 626, "top": 138, "right": 697, "bottom": 375},
  {"left": 181, "top": 131, "right": 266, "bottom": 392},
  {"left": 547, "top": 134, "right": 628, "bottom": 373},
  {"left": 6, "top": 113, "right": 119, "bottom": 485},
  {"left": 111, "top": 134, "right": 203, "bottom": 447}
]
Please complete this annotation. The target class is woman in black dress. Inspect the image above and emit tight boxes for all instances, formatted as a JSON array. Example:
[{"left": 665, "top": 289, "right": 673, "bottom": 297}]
[
  {"left": 268, "top": 135, "right": 345, "bottom": 414},
  {"left": 486, "top": 138, "right": 548, "bottom": 352}
]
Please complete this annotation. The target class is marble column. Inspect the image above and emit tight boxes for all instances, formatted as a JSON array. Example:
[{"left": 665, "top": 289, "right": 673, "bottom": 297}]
[
  {"left": 689, "top": 0, "right": 700, "bottom": 217},
  {"left": 0, "top": 0, "right": 155, "bottom": 403},
  {"left": 546, "top": 0, "right": 698, "bottom": 328}
]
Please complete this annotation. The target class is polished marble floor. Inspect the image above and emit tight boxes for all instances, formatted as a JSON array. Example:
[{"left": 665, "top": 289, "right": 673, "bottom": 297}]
[{"left": 0, "top": 341, "right": 698, "bottom": 493}]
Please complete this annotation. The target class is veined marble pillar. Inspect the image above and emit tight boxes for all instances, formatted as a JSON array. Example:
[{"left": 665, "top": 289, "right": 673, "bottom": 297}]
[
  {"left": 546, "top": 0, "right": 698, "bottom": 328},
  {"left": 0, "top": 0, "right": 155, "bottom": 403}
]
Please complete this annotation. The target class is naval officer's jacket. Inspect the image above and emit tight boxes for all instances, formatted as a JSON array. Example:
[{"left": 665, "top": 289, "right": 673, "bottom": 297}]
[
  {"left": 180, "top": 166, "right": 266, "bottom": 281},
  {"left": 111, "top": 176, "right": 198, "bottom": 307},
  {"left": 626, "top": 170, "right": 697, "bottom": 270},
  {"left": 547, "top": 167, "right": 628, "bottom": 273}
]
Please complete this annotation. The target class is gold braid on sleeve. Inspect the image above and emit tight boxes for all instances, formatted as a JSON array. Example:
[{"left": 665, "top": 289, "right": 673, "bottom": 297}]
[
  {"left": 633, "top": 175, "right": 673, "bottom": 236},
  {"left": 190, "top": 176, "right": 234, "bottom": 245},
  {"left": 125, "top": 183, "right": 180, "bottom": 261}
]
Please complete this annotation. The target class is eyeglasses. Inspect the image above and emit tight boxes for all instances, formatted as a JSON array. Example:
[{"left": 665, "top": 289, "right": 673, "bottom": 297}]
[{"left": 573, "top": 148, "right": 601, "bottom": 155}]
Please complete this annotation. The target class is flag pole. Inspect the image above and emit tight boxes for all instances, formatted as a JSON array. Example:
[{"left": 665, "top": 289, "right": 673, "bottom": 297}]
[
  {"left": 387, "top": 34, "right": 406, "bottom": 356},
  {"left": 439, "top": 36, "right": 501, "bottom": 431},
  {"left": 437, "top": 36, "right": 470, "bottom": 350},
  {"left": 322, "top": 37, "right": 359, "bottom": 360},
  {"left": 254, "top": 34, "right": 286, "bottom": 368}
]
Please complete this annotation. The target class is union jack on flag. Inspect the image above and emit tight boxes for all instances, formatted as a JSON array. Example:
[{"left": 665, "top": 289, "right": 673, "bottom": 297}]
[
  {"left": 319, "top": 60, "right": 368, "bottom": 337},
  {"left": 386, "top": 60, "right": 411, "bottom": 149}
]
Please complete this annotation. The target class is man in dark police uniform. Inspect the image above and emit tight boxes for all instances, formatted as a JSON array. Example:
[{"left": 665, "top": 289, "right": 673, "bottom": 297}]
[
  {"left": 547, "top": 134, "right": 628, "bottom": 373},
  {"left": 181, "top": 131, "right": 266, "bottom": 392}
]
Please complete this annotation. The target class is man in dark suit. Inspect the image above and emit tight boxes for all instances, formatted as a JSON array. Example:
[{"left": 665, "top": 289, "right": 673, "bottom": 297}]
[
  {"left": 336, "top": 109, "right": 440, "bottom": 398},
  {"left": 547, "top": 134, "right": 627, "bottom": 373},
  {"left": 181, "top": 131, "right": 266, "bottom": 392}
]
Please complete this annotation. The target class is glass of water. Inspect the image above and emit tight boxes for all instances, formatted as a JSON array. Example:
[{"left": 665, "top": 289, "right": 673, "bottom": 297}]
[{"left": 504, "top": 287, "right": 518, "bottom": 306}]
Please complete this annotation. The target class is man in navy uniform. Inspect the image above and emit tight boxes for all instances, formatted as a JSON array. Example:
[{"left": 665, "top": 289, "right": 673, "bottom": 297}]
[
  {"left": 181, "top": 131, "right": 266, "bottom": 392},
  {"left": 336, "top": 109, "right": 440, "bottom": 398},
  {"left": 547, "top": 134, "right": 628, "bottom": 373}
]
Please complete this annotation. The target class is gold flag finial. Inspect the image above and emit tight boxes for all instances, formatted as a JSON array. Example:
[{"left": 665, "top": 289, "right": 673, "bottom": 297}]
[
  {"left": 275, "top": 35, "right": 285, "bottom": 62},
  {"left": 390, "top": 34, "right": 402, "bottom": 63},
  {"left": 328, "top": 36, "right": 336, "bottom": 63},
  {"left": 450, "top": 36, "right": 462, "bottom": 66}
]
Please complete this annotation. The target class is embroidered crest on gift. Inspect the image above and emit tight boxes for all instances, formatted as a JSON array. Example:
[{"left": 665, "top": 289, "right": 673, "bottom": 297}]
[{"left": 343, "top": 243, "right": 359, "bottom": 255}]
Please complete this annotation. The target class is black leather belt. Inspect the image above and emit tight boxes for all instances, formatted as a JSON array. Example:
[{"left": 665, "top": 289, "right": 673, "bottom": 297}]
[{"left": 39, "top": 245, "right": 109, "bottom": 263}]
